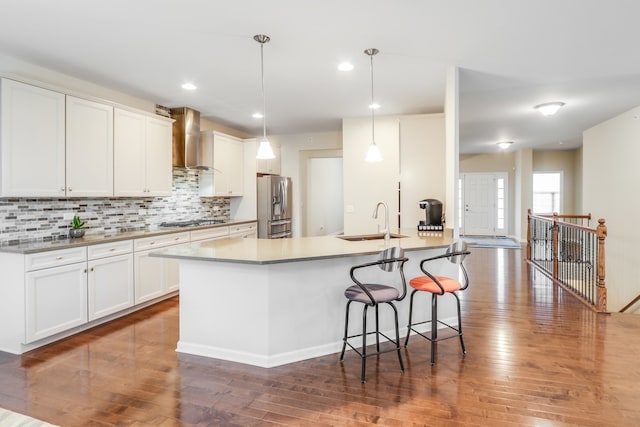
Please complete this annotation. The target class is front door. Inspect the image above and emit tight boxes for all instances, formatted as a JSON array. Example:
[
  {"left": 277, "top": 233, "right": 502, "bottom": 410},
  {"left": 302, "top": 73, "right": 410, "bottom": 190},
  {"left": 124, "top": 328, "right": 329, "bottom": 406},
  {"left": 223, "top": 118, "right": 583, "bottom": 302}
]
[{"left": 463, "top": 173, "right": 497, "bottom": 235}]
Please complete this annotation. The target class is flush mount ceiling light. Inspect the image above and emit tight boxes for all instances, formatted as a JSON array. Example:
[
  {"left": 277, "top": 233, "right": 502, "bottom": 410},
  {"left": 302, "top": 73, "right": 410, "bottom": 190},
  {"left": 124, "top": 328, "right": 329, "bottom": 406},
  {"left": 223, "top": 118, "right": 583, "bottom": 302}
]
[
  {"left": 364, "top": 48, "right": 382, "bottom": 162},
  {"left": 254, "top": 34, "right": 275, "bottom": 160},
  {"left": 181, "top": 82, "right": 197, "bottom": 91},
  {"left": 252, "top": 112, "right": 263, "bottom": 119},
  {"left": 534, "top": 101, "right": 565, "bottom": 116},
  {"left": 497, "top": 141, "right": 513, "bottom": 149},
  {"left": 338, "top": 62, "right": 354, "bottom": 71}
]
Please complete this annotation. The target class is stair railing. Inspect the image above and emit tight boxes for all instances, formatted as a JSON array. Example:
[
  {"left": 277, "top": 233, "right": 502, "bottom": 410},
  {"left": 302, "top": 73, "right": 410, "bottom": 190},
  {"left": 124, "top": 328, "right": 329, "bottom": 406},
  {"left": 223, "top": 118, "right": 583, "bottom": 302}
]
[{"left": 526, "top": 209, "right": 607, "bottom": 313}]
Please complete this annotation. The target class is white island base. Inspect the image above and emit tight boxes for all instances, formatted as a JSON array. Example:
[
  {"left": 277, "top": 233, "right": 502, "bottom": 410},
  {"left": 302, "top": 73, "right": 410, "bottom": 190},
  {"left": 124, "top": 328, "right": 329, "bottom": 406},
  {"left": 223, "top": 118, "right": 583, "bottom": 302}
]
[{"left": 174, "top": 243, "right": 458, "bottom": 368}]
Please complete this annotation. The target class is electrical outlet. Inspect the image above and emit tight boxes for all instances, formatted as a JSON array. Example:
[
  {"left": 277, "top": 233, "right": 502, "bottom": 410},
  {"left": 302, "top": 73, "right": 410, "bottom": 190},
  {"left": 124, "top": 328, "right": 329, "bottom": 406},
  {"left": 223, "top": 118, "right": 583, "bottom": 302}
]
[{"left": 345, "top": 205, "right": 355, "bottom": 213}]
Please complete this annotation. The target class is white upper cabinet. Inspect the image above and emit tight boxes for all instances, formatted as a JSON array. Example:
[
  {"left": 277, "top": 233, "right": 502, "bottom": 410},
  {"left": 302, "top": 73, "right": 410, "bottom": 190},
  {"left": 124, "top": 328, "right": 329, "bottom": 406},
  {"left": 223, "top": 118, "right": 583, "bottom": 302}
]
[
  {"left": 144, "top": 116, "right": 173, "bottom": 195},
  {"left": 66, "top": 96, "right": 114, "bottom": 197},
  {"left": 199, "top": 131, "right": 244, "bottom": 197},
  {"left": 1, "top": 78, "right": 66, "bottom": 197},
  {"left": 114, "top": 108, "right": 172, "bottom": 197}
]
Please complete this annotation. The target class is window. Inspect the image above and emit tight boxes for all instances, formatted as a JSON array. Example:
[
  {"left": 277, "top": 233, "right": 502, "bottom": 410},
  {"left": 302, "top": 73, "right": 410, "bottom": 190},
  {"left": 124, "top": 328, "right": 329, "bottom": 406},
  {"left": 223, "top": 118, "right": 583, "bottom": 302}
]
[
  {"left": 533, "top": 172, "right": 561, "bottom": 214},
  {"left": 496, "top": 178, "right": 505, "bottom": 229}
]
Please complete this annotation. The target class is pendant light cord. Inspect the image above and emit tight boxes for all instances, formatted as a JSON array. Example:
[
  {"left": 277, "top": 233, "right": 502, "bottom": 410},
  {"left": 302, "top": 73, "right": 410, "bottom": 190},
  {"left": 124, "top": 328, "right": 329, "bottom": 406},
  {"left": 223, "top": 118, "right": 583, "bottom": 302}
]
[
  {"left": 369, "top": 52, "right": 375, "bottom": 145},
  {"left": 260, "top": 41, "right": 267, "bottom": 140}
]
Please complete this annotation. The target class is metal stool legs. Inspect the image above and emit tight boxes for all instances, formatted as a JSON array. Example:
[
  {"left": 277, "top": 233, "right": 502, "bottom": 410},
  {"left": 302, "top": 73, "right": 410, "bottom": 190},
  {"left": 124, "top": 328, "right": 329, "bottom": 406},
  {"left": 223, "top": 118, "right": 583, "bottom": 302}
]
[
  {"left": 404, "top": 289, "right": 466, "bottom": 365},
  {"left": 340, "top": 300, "right": 404, "bottom": 383}
]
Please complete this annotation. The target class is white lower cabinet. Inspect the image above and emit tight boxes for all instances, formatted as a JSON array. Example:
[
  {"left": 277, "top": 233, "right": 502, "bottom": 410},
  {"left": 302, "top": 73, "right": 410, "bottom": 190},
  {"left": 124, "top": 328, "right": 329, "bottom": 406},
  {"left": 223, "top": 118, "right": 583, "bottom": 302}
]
[
  {"left": 25, "top": 256, "right": 88, "bottom": 343},
  {"left": 87, "top": 241, "right": 134, "bottom": 321},
  {"left": 229, "top": 222, "right": 258, "bottom": 238},
  {"left": 133, "top": 232, "right": 189, "bottom": 304}
]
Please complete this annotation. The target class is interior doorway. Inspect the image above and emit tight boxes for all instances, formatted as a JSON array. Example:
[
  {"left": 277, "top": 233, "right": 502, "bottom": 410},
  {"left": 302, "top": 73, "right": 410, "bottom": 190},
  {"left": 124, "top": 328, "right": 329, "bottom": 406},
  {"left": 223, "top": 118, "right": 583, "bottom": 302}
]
[
  {"left": 299, "top": 149, "right": 343, "bottom": 237},
  {"left": 460, "top": 172, "right": 508, "bottom": 236}
]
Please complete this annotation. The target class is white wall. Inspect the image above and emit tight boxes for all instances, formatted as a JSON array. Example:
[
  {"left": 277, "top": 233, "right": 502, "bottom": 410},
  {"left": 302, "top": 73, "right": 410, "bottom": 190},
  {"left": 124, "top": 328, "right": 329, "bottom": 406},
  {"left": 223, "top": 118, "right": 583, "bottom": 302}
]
[
  {"left": 343, "top": 116, "right": 401, "bottom": 234},
  {"left": 583, "top": 107, "right": 640, "bottom": 312},
  {"left": 400, "top": 114, "right": 446, "bottom": 229}
]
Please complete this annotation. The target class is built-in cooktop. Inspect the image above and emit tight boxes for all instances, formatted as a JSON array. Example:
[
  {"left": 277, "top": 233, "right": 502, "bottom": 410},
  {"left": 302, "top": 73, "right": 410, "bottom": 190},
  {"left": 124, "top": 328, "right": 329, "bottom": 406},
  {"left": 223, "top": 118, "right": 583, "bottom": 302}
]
[{"left": 159, "top": 219, "right": 226, "bottom": 228}]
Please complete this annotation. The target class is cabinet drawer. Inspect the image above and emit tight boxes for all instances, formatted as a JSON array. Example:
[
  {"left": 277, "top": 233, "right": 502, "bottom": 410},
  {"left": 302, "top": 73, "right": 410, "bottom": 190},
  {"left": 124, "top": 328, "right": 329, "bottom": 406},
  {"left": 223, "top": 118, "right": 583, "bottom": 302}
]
[
  {"left": 134, "top": 232, "right": 190, "bottom": 251},
  {"left": 190, "top": 226, "right": 229, "bottom": 242},
  {"left": 88, "top": 240, "right": 133, "bottom": 260},
  {"left": 25, "top": 247, "right": 87, "bottom": 272},
  {"left": 229, "top": 222, "right": 257, "bottom": 236}
]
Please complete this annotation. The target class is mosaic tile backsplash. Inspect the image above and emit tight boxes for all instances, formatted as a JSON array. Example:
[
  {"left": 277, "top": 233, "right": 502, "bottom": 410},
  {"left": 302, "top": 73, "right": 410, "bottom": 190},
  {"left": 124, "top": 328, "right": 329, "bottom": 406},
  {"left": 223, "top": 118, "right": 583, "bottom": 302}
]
[{"left": 0, "top": 169, "right": 230, "bottom": 245}]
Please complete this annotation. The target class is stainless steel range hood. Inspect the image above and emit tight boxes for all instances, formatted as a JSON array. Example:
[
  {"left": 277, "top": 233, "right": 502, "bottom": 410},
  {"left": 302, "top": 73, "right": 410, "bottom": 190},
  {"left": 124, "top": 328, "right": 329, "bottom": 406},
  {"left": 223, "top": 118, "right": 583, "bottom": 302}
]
[{"left": 170, "top": 107, "right": 213, "bottom": 170}]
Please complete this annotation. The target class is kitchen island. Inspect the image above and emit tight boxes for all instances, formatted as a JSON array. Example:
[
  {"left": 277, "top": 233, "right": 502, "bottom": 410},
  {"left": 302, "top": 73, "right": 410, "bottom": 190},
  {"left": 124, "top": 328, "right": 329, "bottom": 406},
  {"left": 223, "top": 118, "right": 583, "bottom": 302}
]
[{"left": 153, "top": 229, "right": 457, "bottom": 367}]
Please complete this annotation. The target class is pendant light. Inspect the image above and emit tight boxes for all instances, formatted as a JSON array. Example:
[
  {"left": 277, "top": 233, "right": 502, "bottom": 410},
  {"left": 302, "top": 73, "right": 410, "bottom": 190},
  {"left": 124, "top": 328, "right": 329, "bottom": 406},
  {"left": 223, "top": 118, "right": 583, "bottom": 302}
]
[
  {"left": 364, "top": 48, "right": 382, "bottom": 162},
  {"left": 254, "top": 34, "right": 275, "bottom": 160}
]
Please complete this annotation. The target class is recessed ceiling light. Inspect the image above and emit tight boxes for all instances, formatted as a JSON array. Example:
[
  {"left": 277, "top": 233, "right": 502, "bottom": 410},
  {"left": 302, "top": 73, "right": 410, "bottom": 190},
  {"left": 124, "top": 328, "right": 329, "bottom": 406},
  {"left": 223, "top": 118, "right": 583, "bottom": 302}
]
[
  {"left": 181, "top": 83, "right": 197, "bottom": 91},
  {"left": 534, "top": 101, "right": 565, "bottom": 116},
  {"left": 338, "top": 62, "right": 354, "bottom": 71},
  {"left": 368, "top": 103, "right": 380, "bottom": 110},
  {"left": 497, "top": 141, "right": 513, "bottom": 149},
  {"left": 252, "top": 112, "right": 263, "bottom": 119}
]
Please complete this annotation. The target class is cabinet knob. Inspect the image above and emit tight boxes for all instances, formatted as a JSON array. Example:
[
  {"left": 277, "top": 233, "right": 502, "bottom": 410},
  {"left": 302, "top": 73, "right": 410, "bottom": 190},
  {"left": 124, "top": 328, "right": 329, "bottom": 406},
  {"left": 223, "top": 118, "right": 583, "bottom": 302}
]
[
  {"left": 68, "top": 187, "right": 72, "bottom": 192},
  {"left": 90, "top": 267, "right": 94, "bottom": 272},
  {"left": 60, "top": 187, "right": 65, "bottom": 192}
]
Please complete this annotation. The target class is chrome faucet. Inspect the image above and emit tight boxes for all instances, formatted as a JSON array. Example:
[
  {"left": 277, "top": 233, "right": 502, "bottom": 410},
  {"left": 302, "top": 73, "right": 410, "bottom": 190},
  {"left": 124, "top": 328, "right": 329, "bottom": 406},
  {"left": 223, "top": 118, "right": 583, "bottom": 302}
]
[{"left": 372, "top": 201, "right": 390, "bottom": 242}]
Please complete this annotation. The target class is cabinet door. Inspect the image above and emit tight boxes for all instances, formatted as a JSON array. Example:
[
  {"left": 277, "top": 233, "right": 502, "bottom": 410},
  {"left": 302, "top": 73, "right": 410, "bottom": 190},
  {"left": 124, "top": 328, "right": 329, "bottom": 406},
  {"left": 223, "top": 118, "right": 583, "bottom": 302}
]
[
  {"left": 164, "top": 242, "right": 190, "bottom": 292},
  {"left": 114, "top": 108, "right": 146, "bottom": 197},
  {"left": 66, "top": 96, "right": 114, "bottom": 197},
  {"left": 213, "top": 134, "right": 244, "bottom": 196},
  {"left": 227, "top": 138, "right": 244, "bottom": 196},
  {"left": 25, "top": 263, "right": 87, "bottom": 343},
  {"left": 1, "top": 79, "right": 66, "bottom": 197},
  {"left": 88, "top": 254, "right": 134, "bottom": 321},
  {"left": 145, "top": 116, "right": 173, "bottom": 196},
  {"left": 134, "top": 250, "right": 165, "bottom": 304}
]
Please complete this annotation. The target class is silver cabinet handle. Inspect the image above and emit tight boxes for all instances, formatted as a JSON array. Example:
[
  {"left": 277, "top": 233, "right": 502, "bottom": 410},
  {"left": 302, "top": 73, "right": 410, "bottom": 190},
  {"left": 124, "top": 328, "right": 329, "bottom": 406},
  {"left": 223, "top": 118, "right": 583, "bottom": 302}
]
[{"left": 55, "top": 256, "right": 63, "bottom": 260}]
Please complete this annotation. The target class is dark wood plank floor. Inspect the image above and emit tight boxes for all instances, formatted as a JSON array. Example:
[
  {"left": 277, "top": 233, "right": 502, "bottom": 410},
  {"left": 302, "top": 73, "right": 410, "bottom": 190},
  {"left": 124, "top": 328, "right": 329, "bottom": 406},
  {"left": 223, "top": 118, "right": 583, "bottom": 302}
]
[{"left": 1, "top": 247, "right": 640, "bottom": 426}]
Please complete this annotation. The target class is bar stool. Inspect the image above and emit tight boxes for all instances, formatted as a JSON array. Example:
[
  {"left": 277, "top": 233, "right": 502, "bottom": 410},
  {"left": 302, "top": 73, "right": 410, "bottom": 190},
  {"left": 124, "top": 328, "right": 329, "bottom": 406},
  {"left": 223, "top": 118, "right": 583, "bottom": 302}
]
[
  {"left": 339, "top": 247, "right": 408, "bottom": 383},
  {"left": 405, "top": 241, "right": 470, "bottom": 365}
]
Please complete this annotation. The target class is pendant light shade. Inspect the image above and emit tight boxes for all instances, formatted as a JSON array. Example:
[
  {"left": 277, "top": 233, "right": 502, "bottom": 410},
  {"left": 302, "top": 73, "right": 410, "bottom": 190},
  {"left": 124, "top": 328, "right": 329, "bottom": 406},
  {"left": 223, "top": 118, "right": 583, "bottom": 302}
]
[
  {"left": 364, "top": 48, "right": 382, "bottom": 162},
  {"left": 254, "top": 34, "right": 275, "bottom": 160}
]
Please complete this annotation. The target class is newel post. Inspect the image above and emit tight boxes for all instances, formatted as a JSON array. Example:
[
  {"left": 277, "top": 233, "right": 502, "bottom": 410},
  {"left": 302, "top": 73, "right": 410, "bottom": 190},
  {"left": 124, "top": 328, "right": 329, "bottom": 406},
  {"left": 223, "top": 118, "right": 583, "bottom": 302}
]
[
  {"left": 552, "top": 212, "right": 559, "bottom": 279},
  {"left": 526, "top": 209, "right": 532, "bottom": 261},
  {"left": 596, "top": 218, "right": 607, "bottom": 312}
]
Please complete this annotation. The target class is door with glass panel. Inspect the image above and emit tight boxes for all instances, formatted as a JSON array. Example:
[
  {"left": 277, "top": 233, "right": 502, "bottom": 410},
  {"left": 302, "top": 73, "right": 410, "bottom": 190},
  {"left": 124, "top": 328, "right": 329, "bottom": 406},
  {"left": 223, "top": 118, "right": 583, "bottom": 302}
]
[{"left": 461, "top": 173, "right": 508, "bottom": 236}]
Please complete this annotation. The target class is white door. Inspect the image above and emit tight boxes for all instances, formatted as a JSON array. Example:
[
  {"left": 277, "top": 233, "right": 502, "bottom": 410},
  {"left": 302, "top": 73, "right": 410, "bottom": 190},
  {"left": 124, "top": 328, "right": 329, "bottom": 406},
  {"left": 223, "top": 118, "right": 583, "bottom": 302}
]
[
  {"left": 306, "top": 157, "right": 344, "bottom": 236},
  {"left": 88, "top": 254, "right": 134, "bottom": 321},
  {"left": 66, "top": 96, "right": 114, "bottom": 197},
  {"left": 25, "top": 263, "right": 88, "bottom": 343},
  {"left": 1, "top": 78, "right": 66, "bottom": 197},
  {"left": 463, "top": 173, "right": 496, "bottom": 235},
  {"left": 134, "top": 250, "right": 165, "bottom": 304}
]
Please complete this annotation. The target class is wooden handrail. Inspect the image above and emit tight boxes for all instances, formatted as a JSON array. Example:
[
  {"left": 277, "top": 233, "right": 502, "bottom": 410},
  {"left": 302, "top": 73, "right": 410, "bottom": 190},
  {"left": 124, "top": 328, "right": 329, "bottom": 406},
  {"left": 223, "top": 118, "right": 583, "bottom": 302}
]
[
  {"left": 526, "top": 209, "right": 607, "bottom": 313},
  {"left": 620, "top": 295, "right": 640, "bottom": 313}
]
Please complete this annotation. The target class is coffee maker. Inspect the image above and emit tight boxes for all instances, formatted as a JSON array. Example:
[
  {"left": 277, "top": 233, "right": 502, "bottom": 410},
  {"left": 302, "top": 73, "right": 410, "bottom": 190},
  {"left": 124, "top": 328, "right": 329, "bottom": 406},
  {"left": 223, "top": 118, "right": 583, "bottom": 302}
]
[{"left": 417, "top": 199, "right": 444, "bottom": 231}]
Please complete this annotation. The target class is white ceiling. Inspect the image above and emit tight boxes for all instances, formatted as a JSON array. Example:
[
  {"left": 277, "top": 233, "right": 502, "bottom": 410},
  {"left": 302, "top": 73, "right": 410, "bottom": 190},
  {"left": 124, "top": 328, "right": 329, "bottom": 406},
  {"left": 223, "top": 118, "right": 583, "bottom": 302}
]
[{"left": 2, "top": 0, "right": 640, "bottom": 154}]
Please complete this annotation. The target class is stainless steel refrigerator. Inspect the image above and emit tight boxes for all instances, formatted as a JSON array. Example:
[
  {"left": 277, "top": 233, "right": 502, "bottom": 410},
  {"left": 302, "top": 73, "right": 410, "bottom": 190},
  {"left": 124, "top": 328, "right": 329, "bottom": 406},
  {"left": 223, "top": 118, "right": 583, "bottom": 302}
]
[{"left": 257, "top": 176, "right": 292, "bottom": 238}]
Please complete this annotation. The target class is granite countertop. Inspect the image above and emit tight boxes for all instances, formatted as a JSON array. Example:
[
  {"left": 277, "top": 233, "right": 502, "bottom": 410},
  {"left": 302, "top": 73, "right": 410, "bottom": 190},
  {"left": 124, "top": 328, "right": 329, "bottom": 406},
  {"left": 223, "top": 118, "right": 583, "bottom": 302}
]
[
  {"left": 0, "top": 219, "right": 256, "bottom": 254},
  {"left": 151, "top": 228, "right": 454, "bottom": 265}
]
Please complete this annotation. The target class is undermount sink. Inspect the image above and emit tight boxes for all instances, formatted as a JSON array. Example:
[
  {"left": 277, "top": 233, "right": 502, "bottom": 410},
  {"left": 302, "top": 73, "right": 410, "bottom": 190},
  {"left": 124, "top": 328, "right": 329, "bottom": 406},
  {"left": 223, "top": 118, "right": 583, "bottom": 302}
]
[{"left": 337, "top": 233, "right": 408, "bottom": 241}]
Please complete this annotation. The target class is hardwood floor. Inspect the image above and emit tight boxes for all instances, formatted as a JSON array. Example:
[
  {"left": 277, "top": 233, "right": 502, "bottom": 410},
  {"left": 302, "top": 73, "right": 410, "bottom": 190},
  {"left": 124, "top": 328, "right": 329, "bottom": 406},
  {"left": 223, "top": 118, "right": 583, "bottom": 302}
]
[{"left": 1, "top": 247, "right": 640, "bottom": 426}]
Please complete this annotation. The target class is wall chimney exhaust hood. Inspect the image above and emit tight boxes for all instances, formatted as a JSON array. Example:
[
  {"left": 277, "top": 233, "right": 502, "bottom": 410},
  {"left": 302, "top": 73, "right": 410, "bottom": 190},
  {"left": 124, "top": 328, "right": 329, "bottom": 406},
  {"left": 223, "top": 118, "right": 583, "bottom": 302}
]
[{"left": 170, "top": 107, "right": 213, "bottom": 170}]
